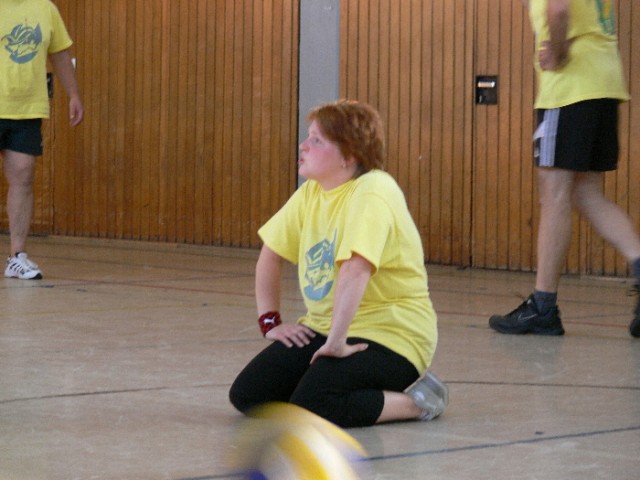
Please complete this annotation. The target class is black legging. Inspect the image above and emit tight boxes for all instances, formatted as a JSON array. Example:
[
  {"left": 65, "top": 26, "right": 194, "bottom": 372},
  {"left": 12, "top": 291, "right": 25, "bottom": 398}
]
[{"left": 228, "top": 334, "right": 419, "bottom": 428}]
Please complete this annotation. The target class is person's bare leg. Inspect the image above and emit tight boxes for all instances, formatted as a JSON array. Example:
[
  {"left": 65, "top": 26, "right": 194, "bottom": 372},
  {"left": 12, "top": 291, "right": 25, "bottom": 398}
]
[
  {"left": 3, "top": 149, "right": 36, "bottom": 256},
  {"left": 534, "top": 167, "right": 576, "bottom": 293},
  {"left": 375, "top": 391, "right": 422, "bottom": 423},
  {"left": 572, "top": 171, "right": 640, "bottom": 262}
]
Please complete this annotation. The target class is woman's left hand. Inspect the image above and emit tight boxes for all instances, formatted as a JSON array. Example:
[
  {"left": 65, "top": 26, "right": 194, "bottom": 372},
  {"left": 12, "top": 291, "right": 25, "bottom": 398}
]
[{"left": 309, "top": 340, "right": 368, "bottom": 364}]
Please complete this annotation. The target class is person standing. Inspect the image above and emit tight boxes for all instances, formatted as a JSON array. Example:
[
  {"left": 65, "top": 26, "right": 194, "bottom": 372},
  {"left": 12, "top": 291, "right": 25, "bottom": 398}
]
[
  {"left": 489, "top": 0, "right": 640, "bottom": 337},
  {"left": 0, "top": 0, "right": 84, "bottom": 279}
]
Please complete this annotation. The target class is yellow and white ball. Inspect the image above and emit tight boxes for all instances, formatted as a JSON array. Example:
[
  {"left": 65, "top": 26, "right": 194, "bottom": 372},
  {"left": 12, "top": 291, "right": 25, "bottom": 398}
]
[{"left": 230, "top": 402, "right": 368, "bottom": 480}]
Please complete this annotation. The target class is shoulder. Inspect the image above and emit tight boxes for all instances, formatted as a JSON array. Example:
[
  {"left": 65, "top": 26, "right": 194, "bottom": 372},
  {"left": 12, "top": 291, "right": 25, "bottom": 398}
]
[
  {"left": 354, "top": 170, "right": 404, "bottom": 198},
  {"left": 355, "top": 169, "right": 398, "bottom": 189}
]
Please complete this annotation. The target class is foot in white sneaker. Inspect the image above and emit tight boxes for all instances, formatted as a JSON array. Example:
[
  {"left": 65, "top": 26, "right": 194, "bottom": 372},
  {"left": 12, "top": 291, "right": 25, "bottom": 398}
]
[
  {"left": 4, "top": 252, "right": 43, "bottom": 280},
  {"left": 406, "top": 371, "right": 449, "bottom": 421}
]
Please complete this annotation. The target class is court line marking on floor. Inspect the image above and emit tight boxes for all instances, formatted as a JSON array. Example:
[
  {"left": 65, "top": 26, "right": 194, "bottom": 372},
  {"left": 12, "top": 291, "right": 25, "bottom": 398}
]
[
  {"left": 174, "top": 425, "right": 640, "bottom": 480},
  {"left": 365, "top": 424, "right": 640, "bottom": 462}
]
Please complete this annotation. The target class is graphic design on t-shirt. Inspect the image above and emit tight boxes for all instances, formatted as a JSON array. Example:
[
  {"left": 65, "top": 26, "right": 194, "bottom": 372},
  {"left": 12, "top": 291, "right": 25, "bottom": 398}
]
[
  {"left": 595, "top": 0, "right": 616, "bottom": 35},
  {"left": 303, "top": 230, "right": 336, "bottom": 301},
  {"left": 2, "top": 23, "right": 43, "bottom": 64}
]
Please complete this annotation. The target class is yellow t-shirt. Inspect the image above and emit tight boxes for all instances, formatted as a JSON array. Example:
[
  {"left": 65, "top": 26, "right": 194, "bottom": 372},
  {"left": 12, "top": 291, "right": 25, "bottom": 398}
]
[
  {"left": 529, "top": 0, "right": 629, "bottom": 108},
  {"left": 0, "top": 0, "right": 73, "bottom": 119},
  {"left": 258, "top": 170, "right": 438, "bottom": 373}
]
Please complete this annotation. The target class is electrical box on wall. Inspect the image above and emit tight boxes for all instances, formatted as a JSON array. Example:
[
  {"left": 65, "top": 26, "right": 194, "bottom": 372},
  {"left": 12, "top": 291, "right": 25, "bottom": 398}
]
[{"left": 476, "top": 75, "right": 498, "bottom": 105}]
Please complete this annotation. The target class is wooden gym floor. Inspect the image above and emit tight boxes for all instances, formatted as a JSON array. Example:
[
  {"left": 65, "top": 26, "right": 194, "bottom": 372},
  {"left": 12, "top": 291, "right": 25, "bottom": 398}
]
[{"left": 1, "top": 235, "right": 638, "bottom": 479}]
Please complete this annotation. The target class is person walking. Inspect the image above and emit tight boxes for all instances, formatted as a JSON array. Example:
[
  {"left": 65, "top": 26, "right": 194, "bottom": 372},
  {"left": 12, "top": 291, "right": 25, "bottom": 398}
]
[{"left": 489, "top": 0, "right": 640, "bottom": 338}]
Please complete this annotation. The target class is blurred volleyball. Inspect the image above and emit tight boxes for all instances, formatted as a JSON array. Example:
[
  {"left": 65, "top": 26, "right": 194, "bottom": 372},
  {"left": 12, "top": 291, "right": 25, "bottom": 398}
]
[{"left": 229, "top": 402, "right": 368, "bottom": 480}]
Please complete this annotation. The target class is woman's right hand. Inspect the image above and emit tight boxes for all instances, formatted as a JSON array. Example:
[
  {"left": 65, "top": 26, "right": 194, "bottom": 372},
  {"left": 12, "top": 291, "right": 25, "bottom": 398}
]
[{"left": 265, "top": 323, "right": 316, "bottom": 348}]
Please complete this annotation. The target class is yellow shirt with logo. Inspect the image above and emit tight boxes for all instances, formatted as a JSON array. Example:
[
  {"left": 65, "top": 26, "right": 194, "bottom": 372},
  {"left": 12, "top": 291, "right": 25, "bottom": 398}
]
[
  {"left": 529, "top": 0, "right": 629, "bottom": 108},
  {"left": 258, "top": 170, "right": 438, "bottom": 373},
  {"left": 0, "top": 0, "right": 73, "bottom": 119}
]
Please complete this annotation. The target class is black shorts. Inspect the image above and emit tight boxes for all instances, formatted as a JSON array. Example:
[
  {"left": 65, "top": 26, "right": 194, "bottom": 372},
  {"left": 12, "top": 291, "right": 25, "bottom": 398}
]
[
  {"left": 0, "top": 118, "right": 43, "bottom": 156},
  {"left": 534, "top": 99, "right": 619, "bottom": 172}
]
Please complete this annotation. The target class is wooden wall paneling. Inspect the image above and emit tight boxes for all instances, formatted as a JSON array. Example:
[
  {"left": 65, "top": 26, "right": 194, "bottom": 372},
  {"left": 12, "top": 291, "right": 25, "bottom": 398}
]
[
  {"left": 459, "top": 0, "right": 476, "bottom": 267},
  {"left": 248, "top": 0, "right": 263, "bottom": 248},
  {"left": 95, "top": 0, "right": 112, "bottom": 237},
  {"left": 417, "top": 0, "right": 434, "bottom": 264},
  {"left": 482, "top": 0, "right": 501, "bottom": 269},
  {"left": 87, "top": 0, "right": 99, "bottom": 236},
  {"left": 143, "top": 1, "right": 164, "bottom": 241},
  {"left": 173, "top": 0, "right": 188, "bottom": 241},
  {"left": 240, "top": 0, "right": 255, "bottom": 246},
  {"left": 427, "top": 1, "right": 444, "bottom": 264},
  {"left": 283, "top": 0, "right": 300, "bottom": 231},
  {"left": 211, "top": 0, "right": 226, "bottom": 245},
  {"left": 515, "top": 8, "right": 536, "bottom": 272},
  {"left": 472, "top": 0, "right": 491, "bottom": 268},
  {"left": 56, "top": 0, "right": 79, "bottom": 236},
  {"left": 219, "top": 0, "right": 234, "bottom": 245},
  {"left": 257, "top": 0, "right": 272, "bottom": 244},
  {"left": 356, "top": 0, "right": 371, "bottom": 103},
  {"left": 267, "top": 1, "right": 285, "bottom": 246},
  {"left": 439, "top": 0, "right": 470, "bottom": 265},
  {"left": 177, "top": 0, "right": 196, "bottom": 243},
  {"left": 376, "top": 0, "right": 390, "bottom": 140},
  {"left": 386, "top": 1, "right": 401, "bottom": 184},
  {"left": 502, "top": 1, "right": 536, "bottom": 272},
  {"left": 60, "top": 0, "right": 80, "bottom": 236},
  {"left": 496, "top": 1, "right": 516, "bottom": 268},
  {"left": 194, "top": 0, "right": 213, "bottom": 245},
  {"left": 158, "top": 0, "right": 177, "bottom": 241},
  {"left": 407, "top": 0, "right": 423, "bottom": 237},
  {"left": 112, "top": 1, "right": 128, "bottom": 238},
  {"left": 396, "top": 1, "right": 412, "bottom": 195},
  {"left": 472, "top": 0, "right": 536, "bottom": 271},
  {"left": 267, "top": 0, "right": 282, "bottom": 244},
  {"left": 74, "top": 0, "right": 87, "bottom": 237},
  {"left": 229, "top": 1, "right": 244, "bottom": 246}
]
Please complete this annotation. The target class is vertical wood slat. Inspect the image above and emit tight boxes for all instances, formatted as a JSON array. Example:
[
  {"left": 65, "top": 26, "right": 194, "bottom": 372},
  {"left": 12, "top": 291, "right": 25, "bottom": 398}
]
[{"left": 38, "top": 0, "right": 299, "bottom": 247}]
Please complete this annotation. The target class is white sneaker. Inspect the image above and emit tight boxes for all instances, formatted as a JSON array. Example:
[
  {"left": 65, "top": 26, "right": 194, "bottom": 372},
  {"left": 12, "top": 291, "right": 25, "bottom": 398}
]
[
  {"left": 406, "top": 371, "right": 449, "bottom": 421},
  {"left": 4, "top": 252, "right": 43, "bottom": 280}
]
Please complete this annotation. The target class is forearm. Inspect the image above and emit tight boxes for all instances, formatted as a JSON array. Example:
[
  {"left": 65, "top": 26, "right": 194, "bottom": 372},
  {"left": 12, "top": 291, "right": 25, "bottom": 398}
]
[
  {"left": 255, "top": 245, "right": 282, "bottom": 314},
  {"left": 326, "top": 255, "right": 372, "bottom": 344},
  {"left": 49, "top": 50, "right": 81, "bottom": 99},
  {"left": 546, "top": 0, "right": 570, "bottom": 55}
]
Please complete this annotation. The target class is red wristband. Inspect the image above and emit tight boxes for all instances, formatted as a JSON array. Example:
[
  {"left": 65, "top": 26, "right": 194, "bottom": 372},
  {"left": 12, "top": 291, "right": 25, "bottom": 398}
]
[{"left": 258, "top": 311, "right": 282, "bottom": 336}]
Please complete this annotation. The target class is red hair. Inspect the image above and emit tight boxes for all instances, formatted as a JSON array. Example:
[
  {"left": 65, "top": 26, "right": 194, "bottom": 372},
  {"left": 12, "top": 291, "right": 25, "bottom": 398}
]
[{"left": 306, "top": 100, "right": 386, "bottom": 175}]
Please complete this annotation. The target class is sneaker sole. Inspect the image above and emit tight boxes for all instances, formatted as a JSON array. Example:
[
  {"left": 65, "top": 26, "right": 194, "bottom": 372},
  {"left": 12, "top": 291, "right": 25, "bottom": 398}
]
[{"left": 4, "top": 271, "right": 43, "bottom": 280}]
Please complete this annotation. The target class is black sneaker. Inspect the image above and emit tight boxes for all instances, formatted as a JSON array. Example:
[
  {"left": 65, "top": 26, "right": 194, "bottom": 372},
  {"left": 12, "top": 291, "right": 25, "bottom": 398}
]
[
  {"left": 630, "top": 285, "right": 640, "bottom": 338},
  {"left": 489, "top": 295, "right": 565, "bottom": 335}
]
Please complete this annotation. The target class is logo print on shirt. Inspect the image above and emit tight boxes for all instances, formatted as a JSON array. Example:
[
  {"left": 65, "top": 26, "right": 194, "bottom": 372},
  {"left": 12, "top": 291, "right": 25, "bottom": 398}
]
[
  {"left": 595, "top": 0, "right": 616, "bottom": 35},
  {"left": 2, "top": 23, "right": 43, "bottom": 64},
  {"left": 303, "top": 231, "right": 336, "bottom": 301}
]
